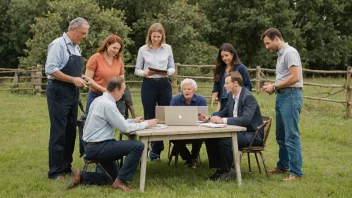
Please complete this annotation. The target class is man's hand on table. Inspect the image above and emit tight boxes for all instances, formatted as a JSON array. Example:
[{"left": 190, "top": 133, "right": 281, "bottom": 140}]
[
  {"left": 146, "top": 119, "right": 159, "bottom": 128},
  {"left": 133, "top": 116, "right": 144, "bottom": 123},
  {"left": 198, "top": 113, "right": 209, "bottom": 122},
  {"left": 199, "top": 113, "right": 225, "bottom": 124},
  {"left": 210, "top": 116, "right": 224, "bottom": 124}
]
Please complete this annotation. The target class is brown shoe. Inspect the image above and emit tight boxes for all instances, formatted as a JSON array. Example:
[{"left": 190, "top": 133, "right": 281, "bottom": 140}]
[
  {"left": 281, "top": 174, "right": 303, "bottom": 181},
  {"left": 122, "top": 181, "right": 133, "bottom": 190},
  {"left": 268, "top": 167, "right": 288, "bottom": 174},
  {"left": 112, "top": 178, "right": 132, "bottom": 192},
  {"left": 66, "top": 169, "right": 81, "bottom": 190},
  {"left": 55, "top": 175, "right": 65, "bottom": 183}
]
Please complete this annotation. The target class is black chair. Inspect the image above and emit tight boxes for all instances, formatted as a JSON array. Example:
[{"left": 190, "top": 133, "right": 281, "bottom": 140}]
[
  {"left": 239, "top": 116, "right": 273, "bottom": 179},
  {"left": 82, "top": 155, "right": 114, "bottom": 182}
]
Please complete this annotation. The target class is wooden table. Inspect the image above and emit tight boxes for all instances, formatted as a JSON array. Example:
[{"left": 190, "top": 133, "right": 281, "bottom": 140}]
[{"left": 133, "top": 125, "right": 247, "bottom": 192}]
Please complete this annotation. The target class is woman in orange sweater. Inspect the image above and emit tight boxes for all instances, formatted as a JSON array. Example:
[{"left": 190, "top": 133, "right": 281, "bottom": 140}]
[{"left": 85, "top": 34, "right": 125, "bottom": 115}]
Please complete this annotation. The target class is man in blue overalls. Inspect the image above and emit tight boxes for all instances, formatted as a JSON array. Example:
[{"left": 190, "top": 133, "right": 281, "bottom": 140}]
[{"left": 45, "top": 17, "right": 90, "bottom": 181}]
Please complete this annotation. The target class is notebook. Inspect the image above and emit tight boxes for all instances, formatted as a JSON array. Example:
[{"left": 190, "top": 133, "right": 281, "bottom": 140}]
[
  {"left": 164, "top": 106, "right": 199, "bottom": 126},
  {"left": 200, "top": 123, "right": 227, "bottom": 128}
]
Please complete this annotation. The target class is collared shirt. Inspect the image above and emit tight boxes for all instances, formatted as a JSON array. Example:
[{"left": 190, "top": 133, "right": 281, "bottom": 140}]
[
  {"left": 134, "top": 44, "right": 175, "bottom": 78},
  {"left": 275, "top": 43, "right": 303, "bottom": 87},
  {"left": 223, "top": 88, "right": 242, "bottom": 123},
  {"left": 45, "top": 33, "right": 82, "bottom": 79},
  {"left": 170, "top": 93, "right": 207, "bottom": 106},
  {"left": 83, "top": 92, "right": 148, "bottom": 142},
  {"left": 232, "top": 88, "right": 242, "bottom": 117}
]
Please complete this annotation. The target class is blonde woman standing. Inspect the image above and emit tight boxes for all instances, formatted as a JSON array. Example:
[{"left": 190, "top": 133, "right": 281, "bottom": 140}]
[{"left": 134, "top": 23, "right": 175, "bottom": 161}]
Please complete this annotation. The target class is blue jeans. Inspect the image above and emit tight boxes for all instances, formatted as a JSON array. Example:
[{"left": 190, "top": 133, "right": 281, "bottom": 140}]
[
  {"left": 275, "top": 90, "right": 303, "bottom": 176},
  {"left": 85, "top": 91, "right": 102, "bottom": 116}
]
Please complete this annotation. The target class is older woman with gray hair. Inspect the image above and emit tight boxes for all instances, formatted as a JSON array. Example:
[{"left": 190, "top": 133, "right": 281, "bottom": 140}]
[{"left": 170, "top": 78, "right": 207, "bottom": 168}]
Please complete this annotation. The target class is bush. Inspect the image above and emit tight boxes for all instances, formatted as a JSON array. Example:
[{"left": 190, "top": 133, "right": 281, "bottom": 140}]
[{"left": 19, "top": 0, "right": 132, "bottom": 69}]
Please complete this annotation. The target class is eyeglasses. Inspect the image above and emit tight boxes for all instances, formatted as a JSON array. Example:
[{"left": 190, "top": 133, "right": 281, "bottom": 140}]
[{"left": 74, "top": 29, "right": 88, "bottom": 37}]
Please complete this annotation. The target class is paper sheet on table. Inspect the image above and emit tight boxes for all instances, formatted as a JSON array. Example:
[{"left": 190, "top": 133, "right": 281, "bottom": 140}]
[
  {"left": 144, "top": 124, "right": 168, "bottom": 130},
  {"left": 200, "top": 123, "right": 227, "bottom": 128}
]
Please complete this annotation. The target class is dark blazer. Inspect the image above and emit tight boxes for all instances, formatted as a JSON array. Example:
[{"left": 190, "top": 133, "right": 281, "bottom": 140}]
[{"left": 218, "top": 88, "right": 264, "bottom": 139}]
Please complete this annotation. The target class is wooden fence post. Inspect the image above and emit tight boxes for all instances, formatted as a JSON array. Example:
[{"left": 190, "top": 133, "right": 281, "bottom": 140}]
[
  {"left": 345, "top": 66, "right": 352, "bottom": 118},
  {"left": 33, "top": 64, "right": 43, "bottom": 95},
  {"left": 256, "top": 66, "right": 261, "bottom": 94},
  {"left": 171, "top": 63, "right": 179, "bottom": 95}
]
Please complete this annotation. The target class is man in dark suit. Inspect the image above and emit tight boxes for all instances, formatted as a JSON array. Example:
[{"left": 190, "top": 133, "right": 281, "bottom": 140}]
[{"left": 200, "top": 71, "right": 264, "bottom": 181}]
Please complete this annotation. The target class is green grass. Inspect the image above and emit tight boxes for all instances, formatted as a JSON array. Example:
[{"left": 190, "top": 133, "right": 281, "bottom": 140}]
[{"left": 1, "top": 77, "right": 352, "bottom": 197}]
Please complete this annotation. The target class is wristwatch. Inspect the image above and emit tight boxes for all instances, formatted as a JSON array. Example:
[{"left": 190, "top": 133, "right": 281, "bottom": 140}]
[{"left": 273, "top": 84, "right": 277, "bottom": 93}]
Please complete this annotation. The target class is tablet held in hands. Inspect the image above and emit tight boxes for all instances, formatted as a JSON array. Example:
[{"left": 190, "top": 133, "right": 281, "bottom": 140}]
[{"left": 148, "top": 67, "right": 168, "bottom": 74}]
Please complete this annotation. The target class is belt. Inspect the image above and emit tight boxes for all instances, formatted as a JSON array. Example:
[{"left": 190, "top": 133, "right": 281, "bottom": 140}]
[
  {"left": 277, "top": 87, "right": 302, "bottom": 93},
  {"left": 144, "top": 77, "right": 168, "bottom": 81},
  {"left": 84, "top": 140, "right": 111, "bottom": 146}
]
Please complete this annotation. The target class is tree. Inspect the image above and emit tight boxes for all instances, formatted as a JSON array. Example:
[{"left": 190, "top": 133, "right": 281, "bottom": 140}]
[
  {"left": 198, "top": 0, "right": 303, "bottom": 68},
  {"left": 0, "top": 0, "right": 11, "bottom": 68},
  {"left": 5, "top": 0, "right": 49, "bottom": 68},
  {"left": 20, "top": 0, "right": 131, "bottom": 68},
  {"left": 133, "top": 0, "right": 218, "bottom": 65},
  {"left": 97, "top": 0, "right": 177, "bottom": 57},
  {"left": 295, "top": 0, "right": 352, "bottom": 70}
]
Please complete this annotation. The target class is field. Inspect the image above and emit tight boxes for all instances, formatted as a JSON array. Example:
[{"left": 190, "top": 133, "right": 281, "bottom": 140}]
[{"left": 0, "top": 77, "right": 351, "bottom": 197}]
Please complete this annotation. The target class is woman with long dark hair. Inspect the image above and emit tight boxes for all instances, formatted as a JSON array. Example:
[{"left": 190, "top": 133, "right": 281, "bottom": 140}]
[{"left": 211, "top": 43, "right": 252, "bottom": 112}]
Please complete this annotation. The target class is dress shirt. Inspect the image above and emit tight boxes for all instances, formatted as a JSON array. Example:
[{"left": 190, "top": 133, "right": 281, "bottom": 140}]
[
  {"left": 45, "top": 33, "right": 82, "bottom": 79},
  {"left": 170, "top": 93, "right": 207, "bottom": 106},
  {"left": 134, "top": 44, "right": 175, "bottom": 78},
  {"left": 223, "top": 88, "right": 242, "bottom": 123},
  {"left": 83, "top": 92, "right": 148, "bottom": 142}
]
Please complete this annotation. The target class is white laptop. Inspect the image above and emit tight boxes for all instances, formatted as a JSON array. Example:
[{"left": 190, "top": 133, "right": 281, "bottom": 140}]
[
  {"left": 155, "top": 106, "right": 166, "bottom": 124},
  {"left": 164, "top": 106, "right": 198, "bottom": 126},
  {"left": 197, "top": 106, "right": 208, "bottom": 115},
  {"left": 156, "top": 106, "right": 208, "bottom": 125}
]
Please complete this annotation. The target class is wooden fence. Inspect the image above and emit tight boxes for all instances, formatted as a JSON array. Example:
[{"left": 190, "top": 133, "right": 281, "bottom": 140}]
[{"left": 0, "top": 64, "right": 351, "bottom": 118}]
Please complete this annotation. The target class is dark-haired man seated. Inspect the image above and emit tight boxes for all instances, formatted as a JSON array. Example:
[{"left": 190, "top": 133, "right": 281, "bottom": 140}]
[
  {"left": 199, "top": 72, "right": 264, "bottom": 181},
  {"left": 67, "top": 77, "right": 158, "bottom": 191}
]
